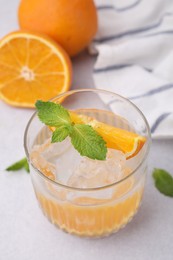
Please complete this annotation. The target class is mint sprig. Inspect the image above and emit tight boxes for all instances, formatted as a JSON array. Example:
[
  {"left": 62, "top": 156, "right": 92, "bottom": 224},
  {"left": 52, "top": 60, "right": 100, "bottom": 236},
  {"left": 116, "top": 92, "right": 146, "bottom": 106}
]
[
  {"left": 152, "top": 168, "right": 173, "bottom": 197},
  {"left": 52, "top": 125, "right": 71, "bottom": 143},
  {"left": 6, "top": 157, "right": 30, "bottom": 173},
  {"left": 70, "top": 124, "right": 107, "bottom": 160},
  {"left": 35, "top": 100, "right": 107, "bottom": 160},
  {"left": 35, "top": 100, "right": 71, "bottom": 127}
]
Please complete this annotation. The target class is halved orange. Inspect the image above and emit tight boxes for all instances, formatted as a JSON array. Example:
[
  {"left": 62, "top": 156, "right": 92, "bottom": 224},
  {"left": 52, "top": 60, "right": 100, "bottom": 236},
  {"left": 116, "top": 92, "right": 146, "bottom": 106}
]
[
  {"left": 0, "top": 31, "right": 72, "bottom": 107},
  {"left": 50, "top": 112, "right": 146, "bottom": 159}
]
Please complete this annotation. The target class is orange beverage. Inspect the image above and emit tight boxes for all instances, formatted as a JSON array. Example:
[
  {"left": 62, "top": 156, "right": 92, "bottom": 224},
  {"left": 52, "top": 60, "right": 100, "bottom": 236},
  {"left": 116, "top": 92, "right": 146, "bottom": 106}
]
[{"left": 24, "top": 89, "right": 150, "bottom": 237}]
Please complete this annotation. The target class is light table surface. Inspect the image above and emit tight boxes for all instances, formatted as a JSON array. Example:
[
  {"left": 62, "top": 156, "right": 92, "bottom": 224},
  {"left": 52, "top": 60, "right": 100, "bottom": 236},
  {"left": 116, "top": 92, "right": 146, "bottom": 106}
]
[{"left": 0, "top": 0, "right": 173, "bottom": 259}]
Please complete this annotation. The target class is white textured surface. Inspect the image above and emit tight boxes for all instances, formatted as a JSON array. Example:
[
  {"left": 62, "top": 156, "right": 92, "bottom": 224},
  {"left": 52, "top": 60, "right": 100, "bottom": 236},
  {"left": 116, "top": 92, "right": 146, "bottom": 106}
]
[{"left": 0, "top": 0, "right": 173, "bottom": 260}]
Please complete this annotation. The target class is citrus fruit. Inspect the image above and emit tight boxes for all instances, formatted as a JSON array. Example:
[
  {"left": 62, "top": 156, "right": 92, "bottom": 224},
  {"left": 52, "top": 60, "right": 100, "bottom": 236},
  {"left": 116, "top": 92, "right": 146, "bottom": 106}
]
[
  {"left": 69, "top": 112, "right": 146, "bottom": 159},
  {"left": 18, "top": 0, "right": 98, "bottom": 57},
  {"left": 50, "top": 112, "right": 146, "bottom": 159},
  {"left": 0, "top": 31, "right": 72, "bottom": 107}
]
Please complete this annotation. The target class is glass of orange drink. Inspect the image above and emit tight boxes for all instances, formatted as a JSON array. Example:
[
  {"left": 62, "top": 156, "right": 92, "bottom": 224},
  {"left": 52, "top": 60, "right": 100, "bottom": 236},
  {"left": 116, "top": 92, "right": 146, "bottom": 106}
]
[{"left": 24, "top": 89, "right": 151, "bottom": 238}]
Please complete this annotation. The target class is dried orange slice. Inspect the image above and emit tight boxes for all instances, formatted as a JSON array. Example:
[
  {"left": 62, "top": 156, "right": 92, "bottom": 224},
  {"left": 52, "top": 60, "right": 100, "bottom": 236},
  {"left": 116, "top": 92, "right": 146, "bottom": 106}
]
[{"left": 0, "top": 31, "right": 72, "bottom": 107}]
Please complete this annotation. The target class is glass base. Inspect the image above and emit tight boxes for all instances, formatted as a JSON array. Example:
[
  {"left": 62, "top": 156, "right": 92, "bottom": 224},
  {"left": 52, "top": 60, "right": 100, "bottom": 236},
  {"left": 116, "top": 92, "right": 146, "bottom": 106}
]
[{"left": 35, "top": 187, "right": 143, "bottom": 238}]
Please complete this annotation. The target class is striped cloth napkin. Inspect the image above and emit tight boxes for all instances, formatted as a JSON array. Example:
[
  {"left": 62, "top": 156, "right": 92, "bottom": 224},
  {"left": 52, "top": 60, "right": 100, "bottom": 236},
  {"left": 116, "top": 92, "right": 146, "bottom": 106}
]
[{"left": 92, "top": 0, "right": 173, "bottom": 138}]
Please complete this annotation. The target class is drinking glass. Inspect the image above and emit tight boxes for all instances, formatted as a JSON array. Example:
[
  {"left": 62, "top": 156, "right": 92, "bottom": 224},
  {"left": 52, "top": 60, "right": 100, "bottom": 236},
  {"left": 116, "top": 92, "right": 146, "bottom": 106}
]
[{"left": 24, "top": 89, "right": 151, "bottom": 237}]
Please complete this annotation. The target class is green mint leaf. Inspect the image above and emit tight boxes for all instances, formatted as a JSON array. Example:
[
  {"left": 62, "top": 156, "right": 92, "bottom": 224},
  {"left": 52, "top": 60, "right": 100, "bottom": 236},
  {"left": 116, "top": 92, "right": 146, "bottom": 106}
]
[
  {"left": 24, "top": 160, "right": 30, "bottom": 173},
  {"left": 70, "top": 124, "right": 107, "bottom": 160},
  {"left": 152, "top": 168, "right": 173, "bottom": 197},
  {"left": 35, "top": 100, "right": 108, "bottom": 160},
  {"left": 51, "top": 126, "right": 71, "bottom": 143},
  {"left": 35, "top": 100, "right": 71, "bottom": 127},
  {"left": 6, "top": 157, "right": 30, "bottom": 173}
]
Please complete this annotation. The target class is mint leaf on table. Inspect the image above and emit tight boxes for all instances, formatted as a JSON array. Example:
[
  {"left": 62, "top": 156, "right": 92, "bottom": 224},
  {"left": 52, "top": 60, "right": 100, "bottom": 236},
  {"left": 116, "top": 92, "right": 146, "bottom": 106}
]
[
  {"left": 70, "top": 124, "right": 107, "bottom": 160},
  {"left": 51, "top": 125, "right": 71, "bottom": 143},
  {"left": 6, "top": 157, "right": 29, "bottom": 173},
  {"left": 35, "top": 100, "right": 71, "bottom": 127},
  {"left": 23, "top": 160, "right": 30, "bottom": 173},
  {"left": 152, "top": 168, "right": 173, "bottom": 197},
  {"left": 35, "top": 100, "right": 107, "bottom": 160}
]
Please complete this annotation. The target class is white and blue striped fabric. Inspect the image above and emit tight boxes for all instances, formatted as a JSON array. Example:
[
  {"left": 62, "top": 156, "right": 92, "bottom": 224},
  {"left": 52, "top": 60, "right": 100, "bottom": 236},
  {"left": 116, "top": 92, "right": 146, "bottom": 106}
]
[{"left": 92, "top": 0, "right": 173, "bottom": 138}]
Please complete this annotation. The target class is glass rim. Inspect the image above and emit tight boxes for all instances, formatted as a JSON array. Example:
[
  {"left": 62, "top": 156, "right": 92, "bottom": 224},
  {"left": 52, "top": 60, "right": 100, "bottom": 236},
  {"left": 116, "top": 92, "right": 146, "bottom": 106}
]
[{"left": 24, "top": 88, "right": 151, "bottom": 192}]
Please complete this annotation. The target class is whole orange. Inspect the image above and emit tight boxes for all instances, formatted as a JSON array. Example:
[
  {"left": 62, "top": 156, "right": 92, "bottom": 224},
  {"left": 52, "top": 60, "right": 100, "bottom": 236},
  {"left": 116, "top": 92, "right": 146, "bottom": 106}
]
[{"left": 18, "top": 0, "right": 98, "bottom": 57}]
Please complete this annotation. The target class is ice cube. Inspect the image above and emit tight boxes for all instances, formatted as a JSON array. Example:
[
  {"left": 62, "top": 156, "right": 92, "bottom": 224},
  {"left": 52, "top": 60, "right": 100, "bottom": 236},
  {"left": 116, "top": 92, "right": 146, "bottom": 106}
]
[
  {"left": 30, "top": 139, "right": 56, "bottom": 180},
  {"left": 67, "top": 149, "right": 127, "bottom": 189},
  {"left": 39, "top": 137, "right": 71, "bottom": 160},
  {"left": 30, "top": 137, "right": 72, "bottom": 179}
]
